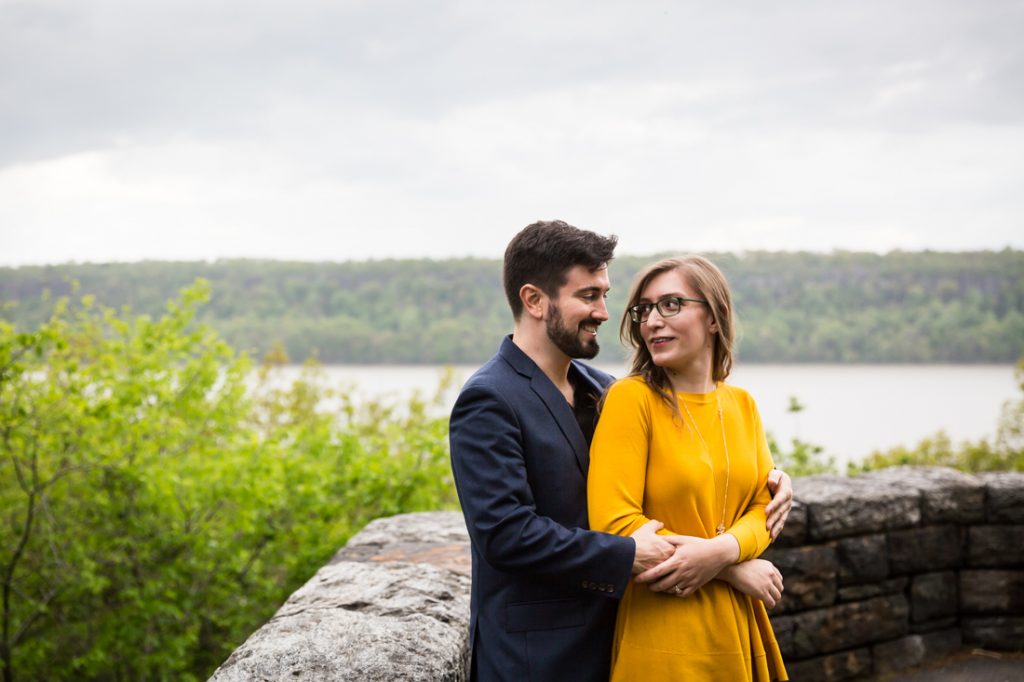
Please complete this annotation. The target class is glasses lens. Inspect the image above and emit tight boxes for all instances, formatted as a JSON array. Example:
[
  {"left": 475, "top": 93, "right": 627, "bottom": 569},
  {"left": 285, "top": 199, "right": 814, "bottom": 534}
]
[
  {"left": 630, "top": 304, "right": 649, "bottom": 323},
  {"left": 658, "top": 298, "right": 682, "bottom": 316}
]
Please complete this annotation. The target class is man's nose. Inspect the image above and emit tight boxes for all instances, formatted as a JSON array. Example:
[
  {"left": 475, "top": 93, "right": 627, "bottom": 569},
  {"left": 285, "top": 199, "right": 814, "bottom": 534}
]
[{"left": 593, "top": 298, "right": 610, "bottom": 321}]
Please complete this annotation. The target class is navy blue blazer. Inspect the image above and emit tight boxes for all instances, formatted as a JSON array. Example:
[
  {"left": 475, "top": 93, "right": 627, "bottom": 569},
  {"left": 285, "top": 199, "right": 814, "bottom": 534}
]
[{"left": 449, "top": 336, "right": 635, "bottom": 682}]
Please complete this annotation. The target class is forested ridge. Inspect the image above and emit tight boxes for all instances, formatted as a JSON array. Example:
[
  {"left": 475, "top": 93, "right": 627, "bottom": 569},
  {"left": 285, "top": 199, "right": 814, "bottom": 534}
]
[{"left": 2, "top": 250, "right": 1022, "bottom": 363}]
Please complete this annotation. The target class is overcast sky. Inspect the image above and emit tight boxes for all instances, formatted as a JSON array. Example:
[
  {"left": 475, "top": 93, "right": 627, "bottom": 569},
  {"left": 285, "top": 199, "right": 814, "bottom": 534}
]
[{"left": 1, "top": 0, "right": 1022, "bottom": 266}]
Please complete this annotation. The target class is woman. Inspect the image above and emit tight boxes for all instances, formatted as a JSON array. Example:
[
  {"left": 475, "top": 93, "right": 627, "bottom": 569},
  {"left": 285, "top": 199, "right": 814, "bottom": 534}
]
[{"left": 588, "top": 255, "right": 787, "bottom": 681}]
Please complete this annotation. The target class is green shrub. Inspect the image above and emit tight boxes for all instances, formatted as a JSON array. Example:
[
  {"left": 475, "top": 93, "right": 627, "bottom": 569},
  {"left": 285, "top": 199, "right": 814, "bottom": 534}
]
[{"left": 0, "top": 281, "right": 457, "bottom": 681}]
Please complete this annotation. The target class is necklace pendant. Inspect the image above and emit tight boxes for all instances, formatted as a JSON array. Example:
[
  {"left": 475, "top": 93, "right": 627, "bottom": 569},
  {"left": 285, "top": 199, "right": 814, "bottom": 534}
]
[{"left": 716, "top": 523, "right": 725, "bottom": 536}]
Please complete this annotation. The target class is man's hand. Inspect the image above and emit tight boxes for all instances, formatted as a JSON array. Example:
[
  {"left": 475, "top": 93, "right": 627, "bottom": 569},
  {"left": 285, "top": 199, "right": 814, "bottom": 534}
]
[
  {"left": 630, "top": 519, "right": 674, "bottom": 574},
  {"left": 718, "top": 559, "right": 784, "bottom": 608},
  {"left": 634, "top": 533, "right": 740, "bottom": 597},
  {"left": 765, "top": 468, "right": 794, "bottom": 541}
]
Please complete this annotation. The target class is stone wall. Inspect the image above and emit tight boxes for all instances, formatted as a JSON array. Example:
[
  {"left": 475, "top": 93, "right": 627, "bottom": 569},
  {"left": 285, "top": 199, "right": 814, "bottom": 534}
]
[
  {"left": 209, "top": 467, "right": 1024, "bottom": 681},
  {"left": 764, "top": 467, "right": 1024, "bottom": 681}
]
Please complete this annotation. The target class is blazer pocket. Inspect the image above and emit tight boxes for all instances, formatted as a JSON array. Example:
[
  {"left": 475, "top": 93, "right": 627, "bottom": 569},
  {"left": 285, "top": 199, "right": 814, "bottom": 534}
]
[{"left": 505, "top": 598, "right": 584, "bottom": 632}]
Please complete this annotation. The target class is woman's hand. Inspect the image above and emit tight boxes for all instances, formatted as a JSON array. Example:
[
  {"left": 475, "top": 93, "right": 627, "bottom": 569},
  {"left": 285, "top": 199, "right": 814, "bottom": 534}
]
[
  {"left": 718, "top": 559, "right": 784, "bottom": 608},
  {"left": 634, "top": 534, "right": 740, "bottom": 597}
]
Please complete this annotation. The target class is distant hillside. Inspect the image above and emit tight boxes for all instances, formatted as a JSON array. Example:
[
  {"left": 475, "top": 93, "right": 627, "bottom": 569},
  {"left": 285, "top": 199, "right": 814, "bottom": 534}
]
[{"left": 2, "top": 251, "right": 1022, "bottom": 364}]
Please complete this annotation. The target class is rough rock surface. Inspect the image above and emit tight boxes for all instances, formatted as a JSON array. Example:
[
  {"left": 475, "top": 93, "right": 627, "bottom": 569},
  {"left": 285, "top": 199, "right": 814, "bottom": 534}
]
[
  {"left": 967, "top": 525, "right": 1024, "bottom": 567},
  {"left": 888, "top": 525, "right": 965, "bottom": 575},
  {"left": 960, "top": 569, "right": 1024, "bottom": 615},
  {"left": 978, "top": 472, "right": 1024, "bottom": 523},
  {"left": 835, "top": 533, "right": 889, "bottom": 586},
  {"left": 795, "top": 475, "right": 919, "bottom": 540},
  {"left": 961, "top": 616, "right": 1024, "bottom": 650},
  {"left": 209, "top": 512, "right": 471, "bottom": 682},
  {"left": 837, "top": 577, "right": 908, "bottom": 603},
  {"left": 872, "top": 634, "right": 928, "bottom": 675},
  {"left": 762, "top": 544, "right": 837, "bottom": 613},
  {"left": 778, "top": 594, "right": 910, "bottom": 658},
  {"left": 910, "top": 571, "right": 958, "bottom": 623},
  {"left": 861, "top": 466, "right": 985, "bottom": 524}
]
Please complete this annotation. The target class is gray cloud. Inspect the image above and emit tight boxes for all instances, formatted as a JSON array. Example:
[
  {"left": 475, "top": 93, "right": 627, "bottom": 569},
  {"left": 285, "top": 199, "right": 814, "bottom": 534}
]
[{"left": 1, "top": 0, "right": 1022, "bottom": 263}]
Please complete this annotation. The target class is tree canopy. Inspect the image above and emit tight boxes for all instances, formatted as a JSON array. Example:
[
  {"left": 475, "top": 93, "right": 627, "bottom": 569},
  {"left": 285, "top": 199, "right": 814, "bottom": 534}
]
[{"left": 2, "top": 250, "right": 1022, "bottom": 364}]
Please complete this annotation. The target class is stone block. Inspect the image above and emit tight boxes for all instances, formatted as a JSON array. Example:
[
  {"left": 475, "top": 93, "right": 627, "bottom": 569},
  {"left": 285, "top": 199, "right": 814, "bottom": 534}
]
[
  {"left": 888, "top": 525, "right": 964, "bottom": 575},
  {"left": 837, "top": 577, "right": 907, "bottom": 603},
  {"left": 961, "top": 616, "right": 1024, "bottom": 650},
  {"left": 968, "top": 525, "right": 1024, "bottom": 567},
  {"left": 861, "top": 466, "right": 985, "bottom": 524},
  {"left": 872, "top": 635, "right": 926, "bottom": 675},
  {"left": 911, "top": 571, "right": 957, "bottom": 623},
  {"left": 210, "top": 511, "right": 473, "bottom": 682},
  {"left": 795, "top": 475, "right": 919, "bottom": 541},
  {"left": 762, "top": 544, "right": 837, "bottom": 613},
  {"left": 773, "top": 500, "right": 808, "bottom": 547},
  {"left": 785, "top": 647, "right": 871, "bottom": 682},
  {"left": 978, "top": 472, "right": 1024, "bottom": 523},
  {"left": 209, "top": 560, "right": 472, "bottom": 681},
  {"left": 919, "top": 627, "right": 962, "bottom": 658},
  {"left": 960, "top": 569, "right": 1024, "bottom": 615},
  {"left": 836, "top": 533, "right": 888, "bottom": 585},
  {"left": 783, "top": 594, "right": 909, "bottom": 658}
]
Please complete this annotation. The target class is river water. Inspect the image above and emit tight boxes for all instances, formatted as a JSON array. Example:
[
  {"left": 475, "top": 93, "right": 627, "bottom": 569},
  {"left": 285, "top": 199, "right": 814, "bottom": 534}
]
[{"left": 263, "top": 363, "right": 1018, "bottom": 469}]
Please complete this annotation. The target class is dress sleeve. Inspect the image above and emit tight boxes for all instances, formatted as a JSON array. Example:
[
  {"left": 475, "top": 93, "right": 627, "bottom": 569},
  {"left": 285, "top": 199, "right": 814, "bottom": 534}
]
[
  {"left": 722, "top": 399, "right": 775, "bottom": 562},
  {"left": 588, "top": 379, "right": 658, "bottom": 537}
]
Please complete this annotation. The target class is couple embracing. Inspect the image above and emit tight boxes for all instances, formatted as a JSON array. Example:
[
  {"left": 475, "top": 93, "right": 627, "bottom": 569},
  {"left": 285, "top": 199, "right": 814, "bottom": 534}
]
[{"left": 449, "top": 220, "right": 791, "bottom": 681}]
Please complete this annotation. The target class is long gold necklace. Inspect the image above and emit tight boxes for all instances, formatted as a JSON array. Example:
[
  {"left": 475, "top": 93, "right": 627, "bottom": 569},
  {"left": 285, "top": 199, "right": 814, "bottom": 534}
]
[{"left": 679, "top": 390, "right": 731, "bottom": 536}]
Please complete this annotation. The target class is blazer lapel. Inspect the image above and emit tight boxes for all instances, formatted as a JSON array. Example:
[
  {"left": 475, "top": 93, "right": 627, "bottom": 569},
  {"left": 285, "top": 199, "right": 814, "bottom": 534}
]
[
  {"left": 498, "top": 337, "right": 590, "bottom": 475},
  {"left": 529, "top": 373, "right": 590, "bottom": 475}
]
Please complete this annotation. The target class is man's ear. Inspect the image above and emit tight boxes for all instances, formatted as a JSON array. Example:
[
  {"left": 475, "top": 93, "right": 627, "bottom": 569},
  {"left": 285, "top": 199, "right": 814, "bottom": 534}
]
[{"left": 519, "top": 284, "right": 547, "bottom": 320}]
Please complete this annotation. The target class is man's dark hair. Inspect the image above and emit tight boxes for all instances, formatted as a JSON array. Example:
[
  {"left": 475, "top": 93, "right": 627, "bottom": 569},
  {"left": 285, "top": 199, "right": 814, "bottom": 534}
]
[{"left": 503, "top": 220, "right": 618, "bottom": 319}]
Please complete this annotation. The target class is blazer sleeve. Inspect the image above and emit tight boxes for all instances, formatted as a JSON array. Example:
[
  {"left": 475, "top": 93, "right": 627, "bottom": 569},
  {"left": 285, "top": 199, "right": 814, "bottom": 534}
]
[{"left": 449, "top": 381, "right": 635, "bottom": 595}]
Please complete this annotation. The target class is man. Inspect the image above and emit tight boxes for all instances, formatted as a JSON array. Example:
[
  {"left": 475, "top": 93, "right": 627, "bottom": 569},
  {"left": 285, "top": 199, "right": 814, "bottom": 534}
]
[{"left": 449, "top": 220, "right": 792, "bottom": 681}]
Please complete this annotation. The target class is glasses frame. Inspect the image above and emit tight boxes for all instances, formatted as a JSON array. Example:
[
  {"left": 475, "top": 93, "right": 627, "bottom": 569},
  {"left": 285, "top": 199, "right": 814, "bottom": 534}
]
[{"left": 628, "top": 296, "right": 709, "bottom": 324}]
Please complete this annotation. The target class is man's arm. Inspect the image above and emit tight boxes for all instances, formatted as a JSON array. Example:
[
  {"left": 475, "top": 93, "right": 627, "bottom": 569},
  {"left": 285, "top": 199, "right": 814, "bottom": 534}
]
[
  {"left": 449, "top": 382, "right": 668, "bottom": 594},
  {"left": 765, "top": 468, "right": 794, "bottom": 540}
]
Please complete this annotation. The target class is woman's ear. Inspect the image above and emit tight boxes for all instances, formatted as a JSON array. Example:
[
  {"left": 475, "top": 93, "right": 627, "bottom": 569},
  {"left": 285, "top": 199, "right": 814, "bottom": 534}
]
[{"left": 519, "top": 284, "right": 546, "bottom": 320}]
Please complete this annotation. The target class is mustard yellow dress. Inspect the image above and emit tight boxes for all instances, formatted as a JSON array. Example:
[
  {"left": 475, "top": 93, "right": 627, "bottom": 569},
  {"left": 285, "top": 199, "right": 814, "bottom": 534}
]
[{"left": 588, "top": 376, "right": 787, "bottom": 681}]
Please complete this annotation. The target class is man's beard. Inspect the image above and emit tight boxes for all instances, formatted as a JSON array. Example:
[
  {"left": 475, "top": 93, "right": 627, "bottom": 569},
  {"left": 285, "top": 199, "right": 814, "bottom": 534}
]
[{"left": 546, "top": 302, "right": 600, "bottom": 360}]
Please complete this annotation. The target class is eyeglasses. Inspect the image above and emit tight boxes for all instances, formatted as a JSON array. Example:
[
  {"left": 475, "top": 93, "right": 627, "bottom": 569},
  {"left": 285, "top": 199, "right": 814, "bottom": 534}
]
[{"left": 627, "top": 296, "right": 708, "bottom": 324}]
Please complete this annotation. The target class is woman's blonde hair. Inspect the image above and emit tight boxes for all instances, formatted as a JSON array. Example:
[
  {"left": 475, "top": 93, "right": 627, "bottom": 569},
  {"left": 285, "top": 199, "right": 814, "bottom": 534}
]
[{"left": 618, "top": 255, "right": 736, "bottom": 414}]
